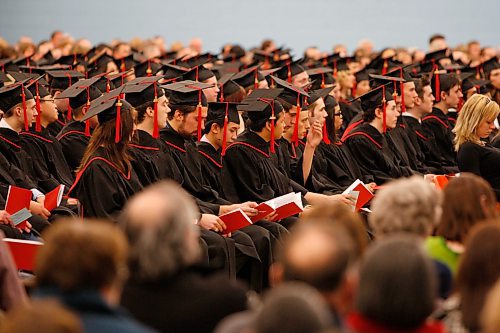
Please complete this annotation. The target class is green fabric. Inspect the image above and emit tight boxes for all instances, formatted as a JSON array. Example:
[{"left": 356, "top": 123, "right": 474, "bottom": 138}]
[{"left": 425, "top": 236, "right": 460, "bottom": 274}]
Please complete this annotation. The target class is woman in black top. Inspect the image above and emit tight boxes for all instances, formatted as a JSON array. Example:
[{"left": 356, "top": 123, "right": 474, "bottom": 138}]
[{"left": 454, "top": 94, "right": 500, "bottom": 200}]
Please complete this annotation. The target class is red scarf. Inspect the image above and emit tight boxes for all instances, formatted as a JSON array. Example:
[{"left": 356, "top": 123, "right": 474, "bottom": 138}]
[{"left": 346, "top": 313, "right": 446, "bottom": 333}]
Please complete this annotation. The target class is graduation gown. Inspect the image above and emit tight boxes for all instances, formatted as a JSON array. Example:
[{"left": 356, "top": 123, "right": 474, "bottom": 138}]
[
  {"left": 0, "top": 128, "right": 38, "bottom": 184},
  {"left": 386, "top": 120, "right": 426, "bottom": 174},
  {"left": 422, "top": 107, "right": 457, "bottom": 168},
  {"left": 457, "top": 141, "right": 500, "bottom": 201},
  {"left": 339, "top": 99, "right": 363, "bottom": 136},
  {"left": 56, "top": 120, "right": 90, "bottom": 173},
  {"left": 130, "top": 130, "right": 184, "bottom": 187},
  {"left": 343, "top": 123, "right": 414, "bottom": 184},
  {"left": 402, "top": 115, "right": 449, "bottom": 174},
  {"left": 68, "top": 147, "right": 143, "bottom": 220},
  {"left": 160, "top": 125, "right": 262, "bottom": 285},
  {"left": 19, "top": 126, "right": 74, "bottom": 192}
]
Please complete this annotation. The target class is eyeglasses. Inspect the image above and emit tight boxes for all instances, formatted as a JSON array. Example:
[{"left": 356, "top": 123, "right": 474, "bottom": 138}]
[{"left": 334, "top": 112, "right": 342, "bottom": 116}]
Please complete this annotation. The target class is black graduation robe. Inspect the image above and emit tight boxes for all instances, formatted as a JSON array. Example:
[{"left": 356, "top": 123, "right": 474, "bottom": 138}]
[
  {"left": 19, "top": 126, "right": 74, "bottom": 193},
  {"left": 160, "top": 124, "right": 263, "bottom": 288},
  {"left": 56, "top": 120, "right": 90, "bottom": 173},
  {"left": 402, "top": 115, "right": 450, "bottom": 174},
  {"left": 422, "top": 107, "right": 457, "bottom": 168},
  {"left": 457, "top": 141, "right": 500, "bottom": 201},
  {"left": 343, "top": 123, "right": 414, "bottom": 184},
  {"left": 0, "top": 128, "right": 38, "bottom": 185},
  {"left": 68, "top": 147, "right": 143, "bottom": 221}
]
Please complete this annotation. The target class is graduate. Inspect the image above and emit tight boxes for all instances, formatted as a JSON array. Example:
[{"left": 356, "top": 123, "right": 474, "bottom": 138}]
[
  {"left": 422, "top": 72, "right": 462, "bottom": 169},
  {"left": 45, "top": 70, "right": 85, "bottom": 137},
  {"left": 56, "top": 77, "right": 104, "bottom": 172},
  {"left": 343, "top": 85, "right": 415, "bottom": 184},
  {"left": 68, "top": 90, "right": 143, "bottom": 220},
  {"left": 19, "top": 78, "right": 76, "bottom": 192}
]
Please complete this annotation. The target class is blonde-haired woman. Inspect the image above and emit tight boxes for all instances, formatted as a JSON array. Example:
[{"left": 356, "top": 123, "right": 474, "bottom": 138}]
[{"left": 454, "top": 94, "right": 500, "bottom": 201}]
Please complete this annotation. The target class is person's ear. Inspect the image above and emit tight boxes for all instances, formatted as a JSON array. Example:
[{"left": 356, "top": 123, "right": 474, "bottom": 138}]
[
  {"left": 173, "top": 110, "right": 183, "bottom": 121},
  {"left": 441, "top": 90, "right": 447, "bottom": 101},
  {"left": 374, "top": 106, "right": 383, "bottom": 119},
  {"left": 145, "top": 106, "right": 155, "bottom": 118},
  {"left": 14, "top": 105, "right": 23, "bottom": 117},
  {"left": 212, "top": 123, "right": 220, "bottom": 134},
  {"left": 414, "top": 96, "right": 423, "bottom": 106}
]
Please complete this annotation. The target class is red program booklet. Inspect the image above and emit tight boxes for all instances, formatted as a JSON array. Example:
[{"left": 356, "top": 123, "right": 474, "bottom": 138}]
[
  {"left": 219, "top": 208, "right": 253, "bottom": 233},
  {"left": 3, "top": 238, "right": 43, "bottom": 271},
  {"left": 342, "top": 179, "right": 374, "bottom": 212},
  {"left": 5, "top": 186, "right": 32, "bottom": 229},
  {"left": 251, "top": 192, "right": 304, "bottom": 222},
  {"left": 44, "top": 185, "right": 65, "bottom": 211}
]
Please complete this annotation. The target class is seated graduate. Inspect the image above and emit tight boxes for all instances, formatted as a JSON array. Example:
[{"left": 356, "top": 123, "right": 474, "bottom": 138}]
[
  {"left": 343, "top": 84, "right": 415, "bottom": 184},
  {"left": 160, "top": 81, "right": 268, "bottom": 289},
  {"left": 19, "top": 77, "right": 84, "bottom": 193},
  {"left": 123, "top": 76, "right": 183, "bottom": 187},
  {"left": 222, "top": 89, "right": 352, "bottom": 229},
  {"left": 0, "top": 82, "right": 52, "bottom": 230},
  {"left": 68, "top": 90, "right": 143, "bottom": 220},
  {"left": 454, "top": 94, "right": 500, "bottom": 201},
  {"left": 422, "top": 72, "right": 462, "bottom": 171},
  {"left": 45, "top": 70, "right": 85, "bottom": 137},
  {"left": 316, "top": 95, "right": 376, "bottom": 190},
  {"left": 56, "top": 77, "right": 105, "bottom": 173},
  {"left": 402, "top": 75, "right": 453, "bottom": 174}
]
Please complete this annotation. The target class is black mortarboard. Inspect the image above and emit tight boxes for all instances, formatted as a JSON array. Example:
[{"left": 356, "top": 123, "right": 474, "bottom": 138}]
[
  {"left": 336, "top": 56, "right": 356, "bottom": 72},
  {"left": 160, "top": 50, "right": 178, "bottom": 61},
  {"left": 181, "top": 65, "right": 215, "bottom": 82},
  {"left": 211, "top": 62, "right": 241, "bottom": 79},
  {"left": 482, "top": 57, "right": 500, "bottom": 78},
  {"left": 24, "top": 76, "right": 51, "bottom": 132},
  {"left": 177, "top": 53, "right": 214, "bottom": 68},
  {"left": 133, "top": 59, "right": 163, "bottom": 78},
  {"left": 0, "top": 80, "right": 34, "bottom": 131},
  {"left": 57, "top": 77, "right": 103, "bottom": 111},
  {"left": 13, "top": 56, "right": 37, "bottom": 68},
  {"left": 161, "top": 62, "right": 189, "bottom": 81},
  {"left": 8, "top": 71, "right": 48, "bottom": 86},
  {"left": 460, "top": 72, "right": 476, "bottom": 94},
  {"left": 47, "top": 70, "right": 84, "bottom": 91},
  {"left": 82, "top": 87, "right": 133, "bottom": 143},
  {"left": 318, "top": 53, "right": 342, "bottom": 67},
  {"left": 306, "top": 67, "right": 336, "bottom": 89},
  {"left": 0, "top": 72, "right": 12, "bottom": 87},
  {"left": 0, "top": 59, "right": 17, "bottom": 72},
  {"left": 431, "top": 72, "right": 459, "bottom": 102},
  {"left": 114, "top": 54, "right": 136, "bottom": 72},
  {"left": 162, "top": 80, "right": 211, "bottom": 107},
  {"left": 355, "top": 68, "right": 372, "bottom": 83},
  {"left": 273, "top": 59, "right": 306, "bottom": 82},
  {"left": 217, "top": 74, "right": 243, "bottom": 102},
  {"left": 239, "top": 88, "right": 284, "bottom": 152},
  {"left": 231, "top": 65, "right": 263, "bottom": 90},
  {"left": 424, "top": 48, "right": 450, "bottom": 63},
  {"left": 352, "top": 84, "right": 394, "bottom": 132},
  {"left": 307, "top": 87, "right": 334, "bottom": 105},
  {"left": 57, "top": 53, "right": 85, "bottom": 67}
]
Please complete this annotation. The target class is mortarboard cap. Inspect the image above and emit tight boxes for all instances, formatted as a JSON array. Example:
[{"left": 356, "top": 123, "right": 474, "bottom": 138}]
[
  {"left": 352, "top": 83, "right": 394, "bottom": 132},
  {"left": 47, "top": 70, "right": 84, "bottom": 91},
  {"left": 0, "top": 80, "right": 34, "bottom": 131},
  {"left": 114, "top": 54, "right": 136, "bottom": 72},
  {"left": 217, "top": 74, "right": 243, "bottom": 102},
  {"left": 482, "top": 57, "right": 500, "bottom": 78},
  {"left": 207, "top": 102, "right": 241, "bottom": 155},
  {"left": 181, "top": 65, "right": 215, "bottom": 82},
  {"left": 273, "top": 59, "right": 306, "bottom": 82},
  {"left": 133, "top": 59, "right": 163, "bottom": 78},
  {"left": 56, "top": 77, "right": 103, "bottom": 110},
  {"left": 231, "top": 65, "right": 263, "bottom": 90}
]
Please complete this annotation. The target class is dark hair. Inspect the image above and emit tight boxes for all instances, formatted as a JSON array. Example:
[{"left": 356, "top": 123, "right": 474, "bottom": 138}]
[
  {"left": 436, "top": 173, "right": 497, "bottom": 243},
  {"left": 247, "top": 116, "right": 269, "bottom": 132},
  {"left": 415, "top": 76, "right": 431, "bottom": 99},
  {"left": 220, "top": 85, "right": 246, "bottom": 103},
  {"left": 361, "top": 102, "right": 380, "bottom": 123},
  {"left": 456, "top": 221, "right": 500, "bottom": 331},
  {"left": 167, "top": 104, "right": 196, "bottom": 120},
  {"left": 441, "top": 73, "right": 461, "bottom": 94},
  {"left": 4, "top": 103, "right": 21, "bottom": 118},
  {"left": 78, "top": 107, "right": 135, "bottom": 174},
  {"left": 429, "top": 34, "right": 446, "bottom": 45},
  {"left": 134, "top": 101, "right": 154, "bottom": 124},
  {"left": 356, "top": 235, "right": 437, "bottom": 329}
]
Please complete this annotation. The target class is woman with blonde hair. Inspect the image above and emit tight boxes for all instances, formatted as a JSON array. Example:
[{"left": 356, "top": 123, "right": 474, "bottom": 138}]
[{"left": 454, "top": 94, "right": 500, "bottom": 200}]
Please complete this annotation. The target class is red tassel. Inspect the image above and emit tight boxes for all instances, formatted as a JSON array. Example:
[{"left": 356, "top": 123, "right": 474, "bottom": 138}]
[
  {"left": 115, "top": 100, "right": 122, "bottom": 143},
  {"left": 270, "top": 103, "right": 276, "bottom": 154},
  {"left": 321, "top": 73, "right": 325, "bottom": 89},
  {"left": 400, "top": 81, "right": 406, "bottom": 113},
  {"left": 106, "top": 79, "right": 111, "bottom": 93},
  {"left": 66, "top": 74, "right": 73, "bottom": 121},
  {"left": 35, "top": 83, "right": 41, "bottom": 132},
  {"left": 382, "top": 86, "right": 387, "bottom": 133},
  {"left": 333, "top": 60, "right": 338, "bottom": 78},
  {"left": 152, "top": 82, "right": 159, "bottom": 138},
  {"left": 287, "top": 63, "right": 292, "bottom": 83},
  {"left": 21, "top": 86, "right": 29, "bottom": 131},
  {"left": 84, "top": 120, "right": 91, "bottom": 137},
  {"left": 292, "top": 102, "right": 301, "bottom": 146},
  {"left": 146, "top": 60, "right": 152, "bottom": 77},
  {"left": 221, "top": 103, "right": 229, "bottom": 156},
  {"left": 382, "top": 59, "right": 388, "bottom": 75},
  {"left": 351, "top": 80, "right": 357, "bottom": 98},
  {"left": 322, "top": 121, "right": 331, "bottom": 144},
  {"left": 434, "top": 72, "right": 441, "bottom": 102},
  {"left": 254, "top": 70, "right": 259, "bottom": 90},
  {"left": 196, "top": 104, "right": 203, "bottom": 142}
]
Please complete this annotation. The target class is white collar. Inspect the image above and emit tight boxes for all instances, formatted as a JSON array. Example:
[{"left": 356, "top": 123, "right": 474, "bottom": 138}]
[{"left": 0, "top": 118, "right": 16, "bottom": 131}]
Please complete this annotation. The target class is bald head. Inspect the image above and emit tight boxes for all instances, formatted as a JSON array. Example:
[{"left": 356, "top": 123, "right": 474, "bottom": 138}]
[
  {"left": 119, "top": 181, "right": 201, "bottom": 281},
  {"left": 280, "top": 221, "right": 354, "bottom": 292}
]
